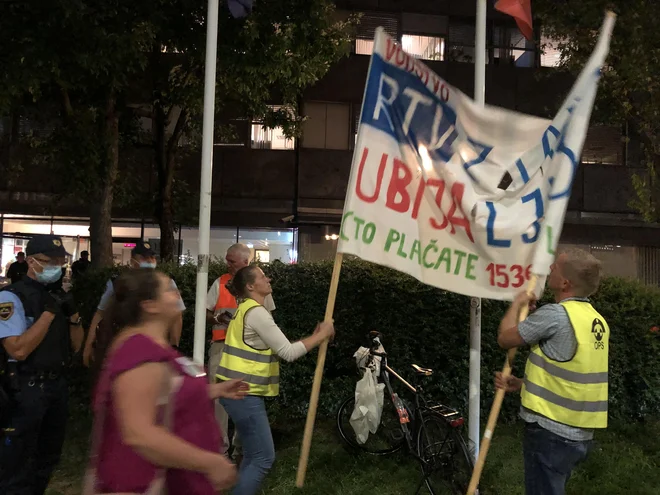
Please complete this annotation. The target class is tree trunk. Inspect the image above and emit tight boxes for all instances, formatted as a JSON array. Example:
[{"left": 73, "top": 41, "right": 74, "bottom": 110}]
[
  {"left": 1, "top": 108, "right": 20, "bottom": 172},
  {"left": 155, "top": 107, "right": 188, "bottom": 262},
  {"left": 150, "top": 43, "right": 173, "bottom": 263},
  {"left": 153, "top": 99, "right": 172, "bottom": 262},
  {"left": 90, "top": 93, "right": 120, "bottom": 268},
  {"left": 157, "top": 182, "right": 176, "bottom": 262},
  {"left": 89, "top": 193, "right": 114, "bottom": 268}
]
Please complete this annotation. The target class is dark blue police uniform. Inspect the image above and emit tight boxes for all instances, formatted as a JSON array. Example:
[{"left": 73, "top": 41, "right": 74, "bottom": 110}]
[{"left": 0, "top": 235, "right": 78, "bottom": 495}]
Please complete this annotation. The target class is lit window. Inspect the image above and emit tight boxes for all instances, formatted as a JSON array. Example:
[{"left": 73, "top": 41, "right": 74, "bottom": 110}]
[
  {"left": 356, "top": 35, "right": 445, "bottom": 61},
  {"left": 251, "top": 125, "right": 294, "bottom": 150},
  {"left": 251, "top": 106, "right": 294, "bottom": 150},
  {"left": 401, "top": 35, "right": 444, "bottom": 61},
  {"left": 356, "top": 39, "right": 374, "bottom": 55},
  {"left": 541, "top": 34, "right": 563, "bottom": 68}
]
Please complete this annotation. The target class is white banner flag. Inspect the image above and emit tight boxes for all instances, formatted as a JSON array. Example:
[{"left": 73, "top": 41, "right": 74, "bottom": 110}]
[{"left": 338, "top": 15, "right": 615, "bottom": 301}]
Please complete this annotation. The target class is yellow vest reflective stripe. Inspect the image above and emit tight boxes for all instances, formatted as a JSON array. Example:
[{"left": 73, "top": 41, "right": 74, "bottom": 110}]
[
  {"left": 216, "top": 298, "right": 280, "bottom": 397},
  {"left": 521, "top": 300, "right": 609, "bottom": 429}
]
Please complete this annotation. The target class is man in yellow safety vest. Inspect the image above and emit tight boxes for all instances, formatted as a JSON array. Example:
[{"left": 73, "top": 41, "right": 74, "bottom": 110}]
[{"left": 496, "top": 247, "right": 609, "bottom": 495}]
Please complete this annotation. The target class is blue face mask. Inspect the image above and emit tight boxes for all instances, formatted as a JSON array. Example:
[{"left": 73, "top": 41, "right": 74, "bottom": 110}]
[
  {"left": 140, "top": 262, "right": 157, "bottom": 269},
  {"left": 36, "top": 265, "right": 63, "bottom": 285}
]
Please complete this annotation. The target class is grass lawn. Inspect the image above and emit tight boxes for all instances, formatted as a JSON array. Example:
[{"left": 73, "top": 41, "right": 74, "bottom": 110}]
[{"left": 46, "top": 412, "right": 660, "bottom": 495}]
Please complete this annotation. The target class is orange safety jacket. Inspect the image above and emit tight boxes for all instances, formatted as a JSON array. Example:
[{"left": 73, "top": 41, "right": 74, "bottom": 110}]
[{"left": 212, "top": 273, "right": 237, "bottom": 342}]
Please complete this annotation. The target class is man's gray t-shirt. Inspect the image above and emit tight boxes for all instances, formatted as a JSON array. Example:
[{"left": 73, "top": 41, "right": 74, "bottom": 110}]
[{"left": 517, "top": 297, "right": 594, "bottom": 441}]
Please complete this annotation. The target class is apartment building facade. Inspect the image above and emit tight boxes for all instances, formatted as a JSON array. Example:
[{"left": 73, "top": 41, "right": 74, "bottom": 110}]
[{"left": 1, "top": 0, "right": 658, "bottom": 283}]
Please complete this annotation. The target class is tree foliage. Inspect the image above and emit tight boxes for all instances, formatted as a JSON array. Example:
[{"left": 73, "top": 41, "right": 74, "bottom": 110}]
[
  {"left": 0, "top": 0, "right": 158, "bottom": 266},
  {"left": 141, "top": 0, "right": 358, "bottom": 260},
  {"left": 1, "top": 0, "right": 357, "bottom": 263},
  {"left": 535, "top": 0, "right": 659, "bottom": 222}
]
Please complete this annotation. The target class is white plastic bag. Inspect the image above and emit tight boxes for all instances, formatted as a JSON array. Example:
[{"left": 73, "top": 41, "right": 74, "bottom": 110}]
[
  {"left": 349, "top": 367, "right": 385, "bottom": 444},
  {"left": 353, "top": 346, "right": 381, "bottom": 376}
]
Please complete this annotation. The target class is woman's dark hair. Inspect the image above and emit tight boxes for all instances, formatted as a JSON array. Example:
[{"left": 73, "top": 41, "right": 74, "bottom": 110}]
[
  {"left": 93, "top": 269, "right": 163, "bottom": 377},
  {"left": 226, "top": 265, "right": 261, "bottom": 299}
]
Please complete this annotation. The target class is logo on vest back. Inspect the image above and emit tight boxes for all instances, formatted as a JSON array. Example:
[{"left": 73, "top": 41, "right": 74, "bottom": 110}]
[{"left": 592, "top": 318, "right": 606, "bottom": 349}]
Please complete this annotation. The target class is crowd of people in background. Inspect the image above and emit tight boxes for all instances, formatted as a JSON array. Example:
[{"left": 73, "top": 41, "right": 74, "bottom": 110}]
[{"left": 2, "top": 249, "right": 89, "bottom": 289}]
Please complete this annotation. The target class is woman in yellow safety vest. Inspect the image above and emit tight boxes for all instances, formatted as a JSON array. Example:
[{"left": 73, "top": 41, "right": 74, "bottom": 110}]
[{"left": 216, "top": 265, "right": 334, "bottom": 495}]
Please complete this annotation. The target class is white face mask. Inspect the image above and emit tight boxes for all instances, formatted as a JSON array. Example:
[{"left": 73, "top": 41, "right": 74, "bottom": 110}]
[{"left": 131, "top": 258, "right": 156, "bottom": 269}]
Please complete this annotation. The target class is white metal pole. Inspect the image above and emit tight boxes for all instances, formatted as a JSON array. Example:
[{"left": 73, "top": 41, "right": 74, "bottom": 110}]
[
  {"left": 469, "top": 0, "right": 487, "bottom": 462},
  {"left": 192, "top": 0, "right": 220, "bottom": 364},
  {"left": 474, "top": 0, "right": 487, "bottom": 107},
  {"left": 469, "top": 296, "right": 482, "bottom": 460}
]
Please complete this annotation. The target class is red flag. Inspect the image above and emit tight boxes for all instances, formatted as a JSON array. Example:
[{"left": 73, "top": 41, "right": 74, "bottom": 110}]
[{"left": 495, "top": 0, "right": 533, "bottom": 41}]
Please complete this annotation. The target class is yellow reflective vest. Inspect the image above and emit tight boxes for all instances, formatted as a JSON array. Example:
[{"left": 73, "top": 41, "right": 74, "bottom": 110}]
[
  {"left": 521, "top": 300, "right": 609, "bottom": 429},
  {"left": 216, "top": 298, "right": 280, "bottom": 397}
]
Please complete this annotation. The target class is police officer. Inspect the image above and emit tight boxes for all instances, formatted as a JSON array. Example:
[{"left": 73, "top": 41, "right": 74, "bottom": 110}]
[
  {"left": 0, "top": 235, "right": 83, "bottom": 495},
  {"left": 82, "top": 240, "right": 185, "bottom": 368}
]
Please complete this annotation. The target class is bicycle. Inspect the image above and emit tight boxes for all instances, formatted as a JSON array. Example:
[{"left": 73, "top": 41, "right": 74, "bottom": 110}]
[{"left": 336, "top": 331, "right": 474, "bottom": 495}]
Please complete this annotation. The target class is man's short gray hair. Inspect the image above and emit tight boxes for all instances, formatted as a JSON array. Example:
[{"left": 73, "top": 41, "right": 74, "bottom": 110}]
[
  {"left": 559, "top": 247, "right": 603, "bottom": 297},
  {"left": 227, "top": 243, "right": 251, "bottom": 262}
]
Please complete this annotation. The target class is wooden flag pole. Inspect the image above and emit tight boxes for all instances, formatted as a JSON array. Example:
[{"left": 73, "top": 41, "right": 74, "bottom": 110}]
[
  {"left": 296, "top": 251, "right": 344, "bottom": 488},
  {"left": 466, "top": 274, "right": 538, "bottom": 495}
]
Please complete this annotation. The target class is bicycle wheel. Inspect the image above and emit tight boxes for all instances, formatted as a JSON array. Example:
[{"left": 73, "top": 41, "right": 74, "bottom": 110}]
[
  {"left": 336, "top": 395, "right": 406, "bottom": 455},
  {"left": 416, "top": 413, "right": 474, "bottom": 494}
]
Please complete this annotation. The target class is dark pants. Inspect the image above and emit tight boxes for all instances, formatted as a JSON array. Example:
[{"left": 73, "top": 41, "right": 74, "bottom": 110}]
[
  {"left": 0, "top": 375, "right": 68, "bottom": 495},
  {"left": 523, "top": 422, "right": 592, "bottom": 495}
]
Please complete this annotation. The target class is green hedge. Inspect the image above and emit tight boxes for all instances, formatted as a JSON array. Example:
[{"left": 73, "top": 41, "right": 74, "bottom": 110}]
[{"left": 69, "top": 259, "right": 660, "bottom": 423}]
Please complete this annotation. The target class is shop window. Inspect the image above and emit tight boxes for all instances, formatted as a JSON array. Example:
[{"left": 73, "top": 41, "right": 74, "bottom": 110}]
[{"left": 255, "top": 249, "right": 270, "bottom": 263}]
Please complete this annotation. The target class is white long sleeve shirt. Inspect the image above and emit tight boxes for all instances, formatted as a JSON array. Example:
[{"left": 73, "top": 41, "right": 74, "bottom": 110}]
[{"left": 243, "top": 306, "right": 307, "bottom": 362}]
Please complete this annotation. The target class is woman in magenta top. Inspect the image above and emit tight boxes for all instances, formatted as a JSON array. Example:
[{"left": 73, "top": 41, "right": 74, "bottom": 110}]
[{"left": 90, "top": 269, "right": 246, "bottom": 494}]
